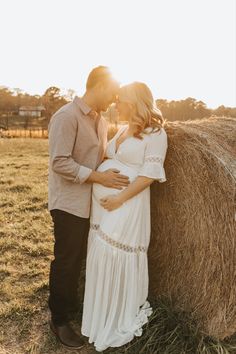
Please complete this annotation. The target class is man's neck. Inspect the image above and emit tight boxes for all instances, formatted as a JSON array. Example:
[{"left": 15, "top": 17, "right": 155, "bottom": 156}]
[{"left": 81, "top": 91, "right": 98, "bottom": 112}]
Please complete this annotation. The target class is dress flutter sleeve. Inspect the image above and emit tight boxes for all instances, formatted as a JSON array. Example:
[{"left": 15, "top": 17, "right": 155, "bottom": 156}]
[{"left": 138, "top": 127, "right": 168, "bottom": 183}]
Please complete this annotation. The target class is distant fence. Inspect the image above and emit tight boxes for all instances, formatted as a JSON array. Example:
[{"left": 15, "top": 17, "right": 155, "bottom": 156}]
[
  {"left": 0, "top": 128, "right": 48, "bottom": 139},
  {"left": 0, "top": 122, "right": 127, "bottom": 139}
]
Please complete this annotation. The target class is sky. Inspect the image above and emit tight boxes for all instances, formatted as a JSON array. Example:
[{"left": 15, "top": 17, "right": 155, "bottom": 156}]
[{"left": 0, "top": 0, "right": 235, "bottom": 108}]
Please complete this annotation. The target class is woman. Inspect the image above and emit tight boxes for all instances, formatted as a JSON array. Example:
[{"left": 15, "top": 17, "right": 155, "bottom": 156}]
[{"left": 81, "top": 82, "right": 168, "bottom": 352}]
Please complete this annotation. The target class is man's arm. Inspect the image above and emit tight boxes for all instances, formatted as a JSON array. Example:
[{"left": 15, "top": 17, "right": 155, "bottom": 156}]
[
  {"left": 49, "top": 112, "right": 130, "bottom": 188},
  {"left": 49, "top": 111, "right": 92, "bottom": 184}
]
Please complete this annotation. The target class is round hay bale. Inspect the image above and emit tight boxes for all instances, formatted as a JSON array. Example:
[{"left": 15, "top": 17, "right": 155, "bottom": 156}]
[{"left": 149, "top": 116, "right": 236, "bottom": 339}]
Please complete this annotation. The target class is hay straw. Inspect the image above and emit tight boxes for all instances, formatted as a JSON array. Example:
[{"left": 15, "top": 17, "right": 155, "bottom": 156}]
[{"left": 149, "top": 117, "right": 236, "bottom": 339}]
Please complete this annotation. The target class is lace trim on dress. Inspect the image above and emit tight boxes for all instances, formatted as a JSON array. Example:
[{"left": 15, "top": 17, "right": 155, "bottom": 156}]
[
  {"left": 90, "top": 223, "right": 147, "bottom": 253},
  {"left": 144, "top": 155, "right": 163, "bottom": 163}
]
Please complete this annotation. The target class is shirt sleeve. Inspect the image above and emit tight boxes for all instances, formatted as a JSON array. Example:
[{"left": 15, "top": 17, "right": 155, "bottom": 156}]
[
  {"left": 138, "top": 127, "right": 168, "bottom": 182},
  {"left": 48, "top": 111, "right": 92, "bottom": 184}
]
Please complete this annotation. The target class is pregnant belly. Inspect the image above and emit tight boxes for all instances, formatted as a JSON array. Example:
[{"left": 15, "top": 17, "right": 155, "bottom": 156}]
[{"left": 92, "top": 158, "right": 138, "bottom": 203}]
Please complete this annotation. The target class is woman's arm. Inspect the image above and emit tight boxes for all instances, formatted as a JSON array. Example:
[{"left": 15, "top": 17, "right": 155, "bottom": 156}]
[
  {"left": 100, "top": 176, "right": 154, "bottom": 211},
  {"left": 100, "top": 128, "right": 168, "bottom": 211}
]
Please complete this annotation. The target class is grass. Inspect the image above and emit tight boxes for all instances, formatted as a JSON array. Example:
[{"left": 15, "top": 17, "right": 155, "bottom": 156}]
[
  {"left": 106, "top": 297, "right": 236, "bottom": 354},
  {"left": 0, "top": 138, "right": 93, "bottom": 354},
  {"left": 0, "top": 137, "right": 236, "bottom": 354}
]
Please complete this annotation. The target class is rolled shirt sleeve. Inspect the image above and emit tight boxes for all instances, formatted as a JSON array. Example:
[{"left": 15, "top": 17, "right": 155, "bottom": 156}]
[
  {"left": 138, "top": 127, "right": 168, "bottom": 183},
  {"left": 48, "top": 111, "right": 93, "bottom": 184},
  {"left": 74, "top": 165, "right": 93, "bottom": 184}
]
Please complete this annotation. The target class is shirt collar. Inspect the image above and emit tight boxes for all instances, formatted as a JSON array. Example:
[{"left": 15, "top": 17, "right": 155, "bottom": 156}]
[{"left": 73, "top": 96, "right": 92, "bottom": 116}]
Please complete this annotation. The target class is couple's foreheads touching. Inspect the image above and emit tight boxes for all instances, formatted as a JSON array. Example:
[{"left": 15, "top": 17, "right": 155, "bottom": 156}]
[{"left": 82, "top": 65, "right": 165, "bottom": 137}]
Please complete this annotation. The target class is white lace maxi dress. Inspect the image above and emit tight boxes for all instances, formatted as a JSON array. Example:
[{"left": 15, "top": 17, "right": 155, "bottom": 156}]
[{"left": 81, "top": 125, "right": 168, "bottom": 352}]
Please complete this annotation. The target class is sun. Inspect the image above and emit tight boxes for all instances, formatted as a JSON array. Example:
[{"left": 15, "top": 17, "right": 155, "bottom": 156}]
[{"left": 110, "top": 67, "right": 138, "bottom": 88}]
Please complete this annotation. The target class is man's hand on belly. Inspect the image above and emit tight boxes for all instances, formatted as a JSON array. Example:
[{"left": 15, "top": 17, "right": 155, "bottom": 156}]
[{"left": 86, "top": 169, "right": 130, "bottom": 190}]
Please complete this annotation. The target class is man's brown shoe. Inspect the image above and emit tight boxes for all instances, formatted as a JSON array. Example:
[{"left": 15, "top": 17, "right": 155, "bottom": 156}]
[{"left": 49, "top": 320, "right": 85, "bottom": 349}]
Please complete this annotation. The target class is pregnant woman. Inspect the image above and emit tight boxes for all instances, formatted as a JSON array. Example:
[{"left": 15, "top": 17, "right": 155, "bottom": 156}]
[{"left": 81, "top": 82, "right": 168, "bottom": 352}]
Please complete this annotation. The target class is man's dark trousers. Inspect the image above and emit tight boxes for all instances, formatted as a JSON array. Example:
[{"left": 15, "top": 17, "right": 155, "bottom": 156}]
[{"left": 49, "top": 209, "right": 90, "bottom": 325}]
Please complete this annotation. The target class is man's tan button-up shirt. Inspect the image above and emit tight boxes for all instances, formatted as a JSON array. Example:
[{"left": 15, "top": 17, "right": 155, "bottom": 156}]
[{"left": 48, "top": 96, "right": 108, "bottom": 218}]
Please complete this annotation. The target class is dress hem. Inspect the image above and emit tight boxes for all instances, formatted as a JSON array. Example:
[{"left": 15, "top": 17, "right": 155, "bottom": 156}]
[{"left": 81, "top": 301, "right": 153, "bottom": 352}]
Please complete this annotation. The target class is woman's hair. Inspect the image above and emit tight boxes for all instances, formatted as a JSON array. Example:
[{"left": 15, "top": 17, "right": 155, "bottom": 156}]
[{"left": 118, "top": 82, "right": 166, "bottom": 139}]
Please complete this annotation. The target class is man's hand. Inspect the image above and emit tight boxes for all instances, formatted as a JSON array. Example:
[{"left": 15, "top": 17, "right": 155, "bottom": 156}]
[
  {"left": 86, "top": 169, "right": 130, "bottom": 189},
  {"left": 101, "top": 169, "right": 130, "bottom": 189}
]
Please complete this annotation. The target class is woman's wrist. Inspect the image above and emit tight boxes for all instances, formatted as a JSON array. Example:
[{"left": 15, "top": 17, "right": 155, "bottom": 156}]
[{"left": 117, "top": 192, "right": 127, "bottom": 204}]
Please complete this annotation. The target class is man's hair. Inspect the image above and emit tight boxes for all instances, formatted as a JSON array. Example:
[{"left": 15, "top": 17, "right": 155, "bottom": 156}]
[{"left": 86, "top": 66, "right": 116, "bottom": 91}]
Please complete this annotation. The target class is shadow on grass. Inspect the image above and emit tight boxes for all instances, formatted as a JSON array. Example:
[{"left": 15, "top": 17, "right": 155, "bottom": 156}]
[
  {"left": 1, "top": 293, "right": 236, "bottom": 353},
  {"left": 105, "top": 295, "right": 236, "bottom": 354}
]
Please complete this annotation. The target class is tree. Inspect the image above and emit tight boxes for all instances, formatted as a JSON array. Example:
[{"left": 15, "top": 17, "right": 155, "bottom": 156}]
[
  {"left": 42, "top": 86, "right": 67, "bottom": 124},
  {"left": 156, "top": 97, "right": 211, "bottom": 121}
]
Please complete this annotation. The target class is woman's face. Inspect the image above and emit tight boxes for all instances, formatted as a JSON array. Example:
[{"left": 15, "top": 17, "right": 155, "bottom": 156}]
[{"left": 115, "top": 96, "right": 134, "bottom": 121}]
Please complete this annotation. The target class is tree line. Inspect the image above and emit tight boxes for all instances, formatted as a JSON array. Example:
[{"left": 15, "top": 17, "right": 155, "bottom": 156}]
[{"left": 0, "top": 85, "right": 235, "bottom": 124}]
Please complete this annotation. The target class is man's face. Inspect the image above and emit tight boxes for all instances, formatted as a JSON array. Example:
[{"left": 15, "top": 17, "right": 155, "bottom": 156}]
[{"left": 97, "top": 81, "right": 119, "bottom": 112}]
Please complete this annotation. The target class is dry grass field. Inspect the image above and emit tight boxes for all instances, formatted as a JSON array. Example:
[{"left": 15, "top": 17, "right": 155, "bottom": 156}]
[
  {"left": 0, "top": 138, "right": 96, "bottom": 354},
  {"left": 0, "top": 135, "right": 236, "bottom": 354}
]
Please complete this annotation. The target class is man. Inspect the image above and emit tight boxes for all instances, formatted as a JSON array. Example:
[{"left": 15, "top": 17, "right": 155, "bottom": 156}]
[{"left": 48, "top": 66, "right": 130, "bottom": 349}]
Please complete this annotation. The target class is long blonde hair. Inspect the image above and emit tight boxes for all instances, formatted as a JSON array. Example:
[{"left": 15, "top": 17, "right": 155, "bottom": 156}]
[{"left": 118, "top": 82, "right": 165, "bottom": 139}]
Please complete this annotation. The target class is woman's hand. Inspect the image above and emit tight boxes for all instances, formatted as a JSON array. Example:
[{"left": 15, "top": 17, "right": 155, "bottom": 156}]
[{"left": 100, "top": 194, "right": 124, "bottom": 211}]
